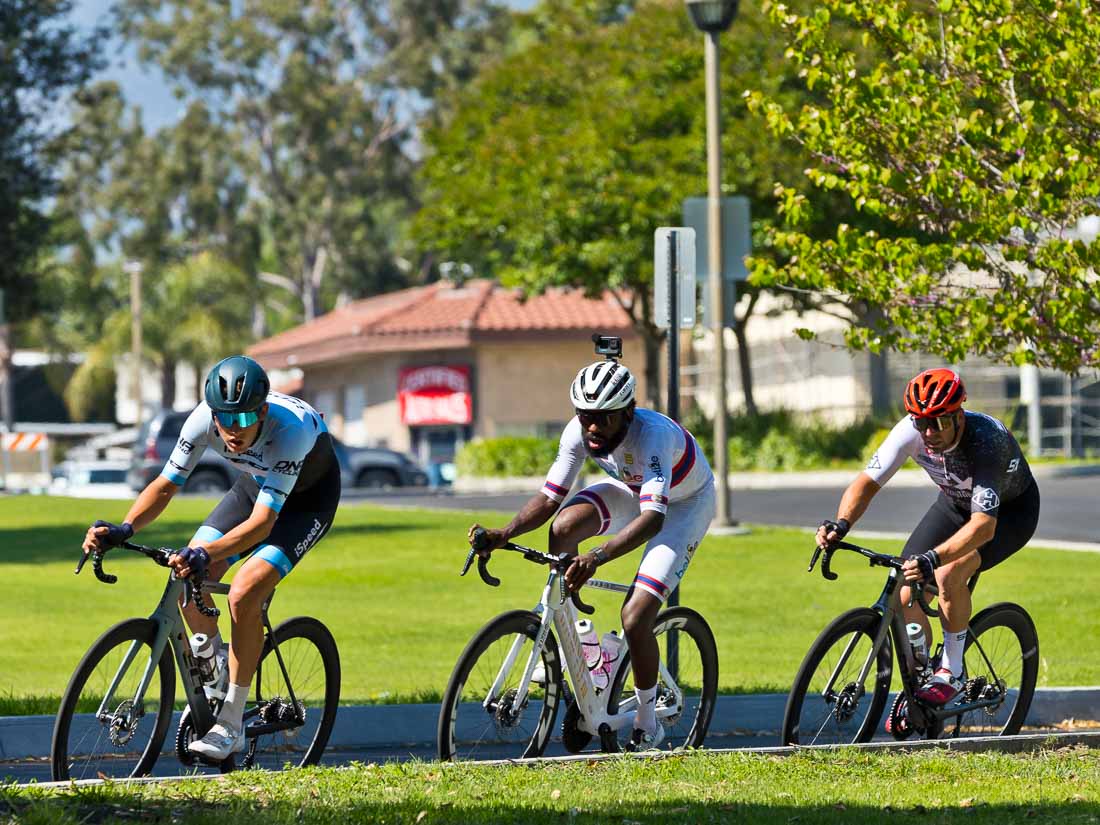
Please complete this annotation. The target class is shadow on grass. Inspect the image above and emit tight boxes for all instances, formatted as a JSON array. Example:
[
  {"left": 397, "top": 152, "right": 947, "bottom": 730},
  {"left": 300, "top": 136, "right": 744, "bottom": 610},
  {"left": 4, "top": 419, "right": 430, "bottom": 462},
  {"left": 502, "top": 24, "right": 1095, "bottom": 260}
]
[
  {"left": 0, "top": 520, "right": 420, "bottom": 566},
  {"left": 4, "top": 795, "right": 1097, "bottom": 825}
]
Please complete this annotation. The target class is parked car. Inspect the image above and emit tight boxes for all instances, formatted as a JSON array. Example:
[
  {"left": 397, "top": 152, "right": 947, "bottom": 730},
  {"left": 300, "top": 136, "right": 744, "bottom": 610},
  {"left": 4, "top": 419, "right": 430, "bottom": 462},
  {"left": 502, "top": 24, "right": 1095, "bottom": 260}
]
[
  {"left": 130, "top": 409, "right": 428, "bottom": 493},
  {"left": 51, "top": 460, "right": 132, "bottom": 498}
]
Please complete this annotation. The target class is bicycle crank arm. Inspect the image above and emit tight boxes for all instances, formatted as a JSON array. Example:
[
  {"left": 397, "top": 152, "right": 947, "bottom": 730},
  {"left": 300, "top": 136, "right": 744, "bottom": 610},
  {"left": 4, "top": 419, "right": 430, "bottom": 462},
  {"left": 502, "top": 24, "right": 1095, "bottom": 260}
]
[{"left": 245, "top": 720, "right": 304, "bottom": 737}]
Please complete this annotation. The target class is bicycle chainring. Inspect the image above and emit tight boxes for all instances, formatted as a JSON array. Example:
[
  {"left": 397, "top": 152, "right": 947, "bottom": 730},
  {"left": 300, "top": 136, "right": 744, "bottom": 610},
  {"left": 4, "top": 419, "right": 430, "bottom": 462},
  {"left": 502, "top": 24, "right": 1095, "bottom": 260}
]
[{"left": 885, "top": 693, "right": 914, "bottom": 741}]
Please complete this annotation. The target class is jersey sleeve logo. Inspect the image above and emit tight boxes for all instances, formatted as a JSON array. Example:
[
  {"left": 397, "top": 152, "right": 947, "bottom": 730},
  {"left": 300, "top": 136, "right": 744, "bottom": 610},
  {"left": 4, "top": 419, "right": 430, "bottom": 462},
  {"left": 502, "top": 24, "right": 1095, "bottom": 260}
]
[
  {"left": 1008, "top": 458, "right": 1020, "bottom": 473},
  {"left": 866, "top": 453, "right": 881, "bottom": 470},
  {"left": 177, "top": 438, "right": 195, "bottom": 455},
  {"left": 972, "top": 486, "right": 1000, "bottom": 512},
  {"left": 273, "top": 459, "right": 304, "bottom": 476}
]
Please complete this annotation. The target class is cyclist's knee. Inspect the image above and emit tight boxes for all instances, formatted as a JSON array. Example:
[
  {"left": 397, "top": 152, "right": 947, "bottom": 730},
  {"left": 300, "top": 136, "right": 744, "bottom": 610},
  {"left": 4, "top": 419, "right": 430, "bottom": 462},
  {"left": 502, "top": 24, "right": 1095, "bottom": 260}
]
[
  {"left": 548, "top": 508, "right": 596, "bottom": 552},
  {"left": 620, "top": 592, "right": 660, "bottom": 640},
  {"left": 936, "top": 552, "right": 979, "bottom": 594}
]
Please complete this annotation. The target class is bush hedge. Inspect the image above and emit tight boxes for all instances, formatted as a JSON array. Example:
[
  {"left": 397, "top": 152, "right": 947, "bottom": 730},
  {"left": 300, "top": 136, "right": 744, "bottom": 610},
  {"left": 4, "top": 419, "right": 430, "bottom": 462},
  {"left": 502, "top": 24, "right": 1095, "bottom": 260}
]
[{"left": 458, "top": 410, "right": 896, "bottom": 478}]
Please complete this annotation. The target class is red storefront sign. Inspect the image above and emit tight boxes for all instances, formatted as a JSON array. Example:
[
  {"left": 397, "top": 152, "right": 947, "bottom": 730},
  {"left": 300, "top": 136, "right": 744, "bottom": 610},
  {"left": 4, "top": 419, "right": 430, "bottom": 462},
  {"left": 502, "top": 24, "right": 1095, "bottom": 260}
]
[{"left": 398, "top": 365, "right": 473, "bottom": 425}]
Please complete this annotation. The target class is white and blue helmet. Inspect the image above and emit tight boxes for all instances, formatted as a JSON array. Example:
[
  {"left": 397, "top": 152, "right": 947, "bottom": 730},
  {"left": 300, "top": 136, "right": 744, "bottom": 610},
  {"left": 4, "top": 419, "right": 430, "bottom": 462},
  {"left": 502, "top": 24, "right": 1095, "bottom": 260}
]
[{"left": 569, "top": 361, "right": 636, "bottom": 411}]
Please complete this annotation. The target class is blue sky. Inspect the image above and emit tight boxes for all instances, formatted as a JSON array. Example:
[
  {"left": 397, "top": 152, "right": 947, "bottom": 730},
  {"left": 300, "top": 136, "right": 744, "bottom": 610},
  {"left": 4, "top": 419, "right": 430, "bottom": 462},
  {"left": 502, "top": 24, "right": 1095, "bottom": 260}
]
[{"left": 72, "top": 0, "right": 536, "bottom": 133}]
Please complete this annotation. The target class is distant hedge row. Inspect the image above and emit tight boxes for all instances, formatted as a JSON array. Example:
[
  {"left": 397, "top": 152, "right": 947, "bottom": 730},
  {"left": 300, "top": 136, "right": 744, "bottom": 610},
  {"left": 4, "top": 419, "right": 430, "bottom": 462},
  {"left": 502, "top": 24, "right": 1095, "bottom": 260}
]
[{"left": 455, "top": 411, "right": 894, "bottom": 478}]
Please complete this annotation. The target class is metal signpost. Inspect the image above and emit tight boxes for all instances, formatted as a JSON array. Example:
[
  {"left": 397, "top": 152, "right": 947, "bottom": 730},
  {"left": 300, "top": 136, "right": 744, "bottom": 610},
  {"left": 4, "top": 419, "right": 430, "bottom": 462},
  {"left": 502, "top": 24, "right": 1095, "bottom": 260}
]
[{"left": 654, "top": 227, "right": 697, "bottom": 677}]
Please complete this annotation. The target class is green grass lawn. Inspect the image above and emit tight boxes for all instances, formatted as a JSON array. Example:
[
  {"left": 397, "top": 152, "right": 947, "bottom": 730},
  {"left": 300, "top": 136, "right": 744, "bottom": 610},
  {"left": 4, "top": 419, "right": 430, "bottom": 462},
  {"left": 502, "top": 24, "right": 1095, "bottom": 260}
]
[
  {"left": 5, "top": 747, "right": 1100, "bottom": 823},
  {"left": 1, "top": 494, "right": 1097, "bottom": 713}
]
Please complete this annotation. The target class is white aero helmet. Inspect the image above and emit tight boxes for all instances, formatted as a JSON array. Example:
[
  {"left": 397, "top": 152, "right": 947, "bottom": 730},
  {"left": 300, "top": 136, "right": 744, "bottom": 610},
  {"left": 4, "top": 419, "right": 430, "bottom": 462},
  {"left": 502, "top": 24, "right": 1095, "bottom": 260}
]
[{"left": 570, "top": 360, "right": 636, "bottom": 411}]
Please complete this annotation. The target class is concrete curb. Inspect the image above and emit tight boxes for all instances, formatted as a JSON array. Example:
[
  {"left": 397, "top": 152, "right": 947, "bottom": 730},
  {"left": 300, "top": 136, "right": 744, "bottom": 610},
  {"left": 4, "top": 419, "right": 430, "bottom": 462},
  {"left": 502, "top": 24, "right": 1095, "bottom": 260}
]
[
  {"left": 6, "top": 688, "right": 1098, "bottom": 761},
  {"left": 451, "top": 464, "right": 1100, "bottom": 494}
]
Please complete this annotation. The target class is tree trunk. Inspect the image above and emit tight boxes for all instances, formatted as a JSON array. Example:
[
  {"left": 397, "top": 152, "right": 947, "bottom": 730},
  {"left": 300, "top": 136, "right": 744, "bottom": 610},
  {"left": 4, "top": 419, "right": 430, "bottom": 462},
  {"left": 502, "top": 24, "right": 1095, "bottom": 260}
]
[
  {"left": 160, "top": 359, "right": 177, "bottom": 411},
  {"left": 0, "top": 321, "right": 12, "bottom": 430},
  {"left": 856, "top": 303, "right": 890, "bottom": 416},
  {"left": 732, "top": 288, "right": 760, "bottom": 417}
]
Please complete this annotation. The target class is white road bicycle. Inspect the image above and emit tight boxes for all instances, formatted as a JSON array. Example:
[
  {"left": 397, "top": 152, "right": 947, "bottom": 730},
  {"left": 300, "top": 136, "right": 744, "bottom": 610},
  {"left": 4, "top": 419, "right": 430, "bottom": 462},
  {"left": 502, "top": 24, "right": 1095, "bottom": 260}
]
[{"left": 437, "top": 529, "right": 718, "bottom": 761}]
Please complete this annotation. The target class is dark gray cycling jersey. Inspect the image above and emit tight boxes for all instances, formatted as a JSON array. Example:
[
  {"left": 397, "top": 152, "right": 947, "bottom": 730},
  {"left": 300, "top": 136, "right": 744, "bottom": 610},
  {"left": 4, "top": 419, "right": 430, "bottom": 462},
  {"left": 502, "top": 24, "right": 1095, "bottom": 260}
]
[{"left": 864, "top": 411, "right": 1034, "bottom": 517}]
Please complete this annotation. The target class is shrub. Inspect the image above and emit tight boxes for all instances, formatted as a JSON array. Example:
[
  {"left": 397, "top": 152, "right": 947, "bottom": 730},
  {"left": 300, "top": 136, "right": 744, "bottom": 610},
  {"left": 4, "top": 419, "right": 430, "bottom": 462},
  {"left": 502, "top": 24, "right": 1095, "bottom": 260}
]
[{"left": 455, "top": 436, "right": 560, "bottom": 478}]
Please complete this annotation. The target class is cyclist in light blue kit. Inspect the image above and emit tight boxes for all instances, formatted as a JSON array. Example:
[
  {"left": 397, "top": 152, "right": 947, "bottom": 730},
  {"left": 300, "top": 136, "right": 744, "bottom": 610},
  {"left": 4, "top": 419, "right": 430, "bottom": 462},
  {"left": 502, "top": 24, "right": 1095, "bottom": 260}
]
[{"left": 82, "top": 355, "right": 341, "bottom": 760}]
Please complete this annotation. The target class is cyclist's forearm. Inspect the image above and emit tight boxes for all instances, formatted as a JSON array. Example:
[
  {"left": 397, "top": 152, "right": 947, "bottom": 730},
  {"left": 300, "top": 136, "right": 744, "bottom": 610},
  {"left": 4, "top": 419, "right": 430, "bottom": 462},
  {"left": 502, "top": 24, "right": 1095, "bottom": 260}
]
[
  {"left": 835, "top": 472, "right": 880, "bottom": 526},
  {"left": 201, "top": 506, "right": 279, "bottom": 561},
  {"left": 502, "top": 493, "right": 559, "bottom": 540},
  {"left": 124, "top": 476, "right": 178, "bottom": 533},
  {"left": 600, "top": 511, "right": 664, "bottom": 561}
]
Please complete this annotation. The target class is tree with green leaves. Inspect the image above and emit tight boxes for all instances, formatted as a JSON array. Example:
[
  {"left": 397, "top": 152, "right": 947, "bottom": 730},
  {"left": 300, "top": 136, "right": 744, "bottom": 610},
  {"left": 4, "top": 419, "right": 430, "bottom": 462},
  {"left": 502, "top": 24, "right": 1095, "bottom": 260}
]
[
  {"left": 413, "top": 0, "right": 818, "bottom": 407},
  {"left": 747, "top": 0, "right": 1100, "bottom": 371}
]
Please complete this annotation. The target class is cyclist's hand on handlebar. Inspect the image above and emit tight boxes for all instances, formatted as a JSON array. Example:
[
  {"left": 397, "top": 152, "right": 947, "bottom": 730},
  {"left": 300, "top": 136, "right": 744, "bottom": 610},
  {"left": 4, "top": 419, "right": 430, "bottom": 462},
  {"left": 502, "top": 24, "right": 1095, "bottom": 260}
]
[
  {"left": 169, "top": 546, "right": 210, "bottom": 580},
  {"left": 563, "top": 551, "right": 600, "bottom": 592},
  {"left": 467, "top": 524, "right": 508, "bottom": 557},
  {"left": 816, "top": 518, "right": 850, "bottom": 550},
  {"left": 902, "top": 550, "right": 940, "bottom": 584},
  {"left": 83, "top": 520, "right": 134, "bottom": 555}
]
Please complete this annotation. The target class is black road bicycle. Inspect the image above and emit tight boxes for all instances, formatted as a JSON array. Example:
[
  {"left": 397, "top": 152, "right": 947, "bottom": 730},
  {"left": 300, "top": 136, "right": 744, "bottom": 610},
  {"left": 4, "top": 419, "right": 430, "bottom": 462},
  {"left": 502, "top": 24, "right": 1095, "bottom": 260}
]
[
  {"left": 51, "top": 541, "right": 340, "bottom": 780},
  {"left": 782, "top": 539, "right": 1038, "bottom": 745}
]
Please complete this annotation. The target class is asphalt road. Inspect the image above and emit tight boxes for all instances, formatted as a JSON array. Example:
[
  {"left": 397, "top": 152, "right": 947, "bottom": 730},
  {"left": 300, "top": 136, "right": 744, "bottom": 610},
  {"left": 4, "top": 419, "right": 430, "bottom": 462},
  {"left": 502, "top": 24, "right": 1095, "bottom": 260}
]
[{"left": 345, "top": 475, "right": 1099, "bottom": 546}]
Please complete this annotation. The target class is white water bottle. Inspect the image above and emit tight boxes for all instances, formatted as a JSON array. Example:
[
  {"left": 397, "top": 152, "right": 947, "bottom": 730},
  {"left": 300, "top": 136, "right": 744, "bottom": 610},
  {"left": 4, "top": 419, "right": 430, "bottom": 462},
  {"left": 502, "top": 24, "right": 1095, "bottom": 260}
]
[
  {"left": 576, "top": 619, "right": 610, "bottom": 690},
  {"left": 190, "top": 633, "right": 217, "bottom": 684},
  {"left": 600, "top": 630, "right": 625, "bottom": 685},
  {"left": 906, "top": 623, "right": 928, "bottom": 667}
]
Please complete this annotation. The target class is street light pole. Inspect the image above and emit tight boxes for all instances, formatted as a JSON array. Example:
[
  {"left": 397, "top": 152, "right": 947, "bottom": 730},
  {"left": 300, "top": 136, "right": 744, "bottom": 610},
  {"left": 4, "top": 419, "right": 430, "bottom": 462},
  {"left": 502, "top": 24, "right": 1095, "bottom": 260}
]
[
  {"left": 124, "top": 261, "right": 144, "bottom": 431},
  {"left": 685, "top": 0, "right": 738, "bottom": 526}
]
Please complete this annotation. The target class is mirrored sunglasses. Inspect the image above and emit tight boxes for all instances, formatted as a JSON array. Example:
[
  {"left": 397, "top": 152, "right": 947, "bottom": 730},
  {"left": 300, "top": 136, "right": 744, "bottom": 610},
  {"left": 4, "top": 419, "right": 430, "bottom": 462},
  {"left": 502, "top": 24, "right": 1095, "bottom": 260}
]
[
  {"left": 910, "top": 414, "right": 953, "bottom": 432},
  {"left": 213, "top": 410, "right": 260, "bottom": 428}
]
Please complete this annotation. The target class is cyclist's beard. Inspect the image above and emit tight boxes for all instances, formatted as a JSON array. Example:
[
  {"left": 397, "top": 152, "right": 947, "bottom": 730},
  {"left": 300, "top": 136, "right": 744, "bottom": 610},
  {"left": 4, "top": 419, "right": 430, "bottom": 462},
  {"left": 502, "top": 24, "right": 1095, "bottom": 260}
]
[{"left": 585, "top": 415, "right": 632, "bottom": 459}]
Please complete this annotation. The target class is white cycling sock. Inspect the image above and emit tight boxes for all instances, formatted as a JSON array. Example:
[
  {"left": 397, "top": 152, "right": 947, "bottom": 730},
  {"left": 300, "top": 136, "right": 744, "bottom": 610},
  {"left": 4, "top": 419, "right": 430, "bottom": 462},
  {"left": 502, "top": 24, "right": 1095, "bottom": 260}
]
[
  {"left": 218, "top": 682, "right": 249, "bottom": 731},
  {"left": 940, "top": 629, "right": 968, "bottom": 677},
  {"left": 634, "top": 685, "right": 657, "bottom": 734}
]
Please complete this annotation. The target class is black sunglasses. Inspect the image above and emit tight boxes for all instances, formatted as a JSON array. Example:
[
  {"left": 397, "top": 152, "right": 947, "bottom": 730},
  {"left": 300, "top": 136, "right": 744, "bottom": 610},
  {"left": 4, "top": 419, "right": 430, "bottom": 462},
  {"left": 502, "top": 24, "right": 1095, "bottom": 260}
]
[
  {"left": 577, "top": 409, "right": 618, "bottom": 428},
  {"left": 911, "top": 413, "right": 955, "bottom": 432}
]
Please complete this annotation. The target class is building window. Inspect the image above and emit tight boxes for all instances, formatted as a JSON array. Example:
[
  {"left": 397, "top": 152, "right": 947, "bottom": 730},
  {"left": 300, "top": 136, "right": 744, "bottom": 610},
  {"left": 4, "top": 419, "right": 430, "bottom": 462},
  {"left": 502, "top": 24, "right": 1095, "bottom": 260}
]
[{"left": 343, "top": 384, "right": 367, "bottom": 446}]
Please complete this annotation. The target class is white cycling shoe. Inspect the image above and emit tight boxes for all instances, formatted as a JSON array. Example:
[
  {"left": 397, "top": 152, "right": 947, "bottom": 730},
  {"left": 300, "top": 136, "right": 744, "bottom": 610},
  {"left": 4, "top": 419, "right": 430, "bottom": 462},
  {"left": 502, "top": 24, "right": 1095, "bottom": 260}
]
[
  {"left": 189, "top": 721, "right": 245, "bottom": 761},
  {"left": 626, "top": 722, "right": 665, "bottom": 752}
]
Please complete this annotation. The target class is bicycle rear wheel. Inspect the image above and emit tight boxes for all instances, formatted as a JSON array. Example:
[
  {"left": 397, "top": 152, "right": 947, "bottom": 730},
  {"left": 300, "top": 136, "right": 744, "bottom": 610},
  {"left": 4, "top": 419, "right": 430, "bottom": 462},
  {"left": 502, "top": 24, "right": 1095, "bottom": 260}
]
[
  {"left": 51, "top": 618, "right": 175, "bottom": 781},
  {"left": 437, "top": 609, "right": 563, "bottom": 761},
  {"left": 946, "top": 602, "right": 1038, "bottom": 737},
  {"left": 605, "top": 606, "right": 719, "bottom": 751},
  {"left": 781, "top": 607, "right": 893, "bottom": 746},
  {"left": 241, "top": 616, "right": 341, "bottom": 770}
]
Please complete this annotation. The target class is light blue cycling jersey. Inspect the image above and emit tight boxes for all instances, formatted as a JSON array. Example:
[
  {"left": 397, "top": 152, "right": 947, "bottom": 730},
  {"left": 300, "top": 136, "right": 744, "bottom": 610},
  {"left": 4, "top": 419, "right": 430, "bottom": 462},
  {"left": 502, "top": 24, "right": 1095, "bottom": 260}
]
[{"left": 161, "top": 392, "right": 328, "bottom": 513}]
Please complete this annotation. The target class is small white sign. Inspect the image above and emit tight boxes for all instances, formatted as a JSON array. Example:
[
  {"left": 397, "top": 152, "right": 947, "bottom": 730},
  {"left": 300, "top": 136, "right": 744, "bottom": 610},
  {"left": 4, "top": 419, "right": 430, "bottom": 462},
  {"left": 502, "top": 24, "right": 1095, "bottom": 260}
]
[{"left": 654, "top": 227, "right": 697, "bottom": 330}]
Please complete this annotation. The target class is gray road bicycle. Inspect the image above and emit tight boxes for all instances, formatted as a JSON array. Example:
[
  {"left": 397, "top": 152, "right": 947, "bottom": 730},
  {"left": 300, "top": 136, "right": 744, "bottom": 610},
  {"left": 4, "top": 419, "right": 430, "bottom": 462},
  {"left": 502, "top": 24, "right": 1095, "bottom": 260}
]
[
  {"left": 782, "top": 539, "right": 1038, "bottom": 745},
  {"left": 51, "top": 540, "right": 340, "bottom": 781}
]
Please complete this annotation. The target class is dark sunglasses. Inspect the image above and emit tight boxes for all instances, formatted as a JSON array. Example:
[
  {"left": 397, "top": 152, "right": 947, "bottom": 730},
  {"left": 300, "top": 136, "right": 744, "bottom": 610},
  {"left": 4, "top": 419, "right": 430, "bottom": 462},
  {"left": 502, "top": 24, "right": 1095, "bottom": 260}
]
[
  {"left": 910, "top": 413, "right": 954, "bottom": 432},
  {"left": 212, "top": 410, "right": 260, "bottom": 429},
  {"left": 577, "top": 409, "right": 618, "bottom": 428}
]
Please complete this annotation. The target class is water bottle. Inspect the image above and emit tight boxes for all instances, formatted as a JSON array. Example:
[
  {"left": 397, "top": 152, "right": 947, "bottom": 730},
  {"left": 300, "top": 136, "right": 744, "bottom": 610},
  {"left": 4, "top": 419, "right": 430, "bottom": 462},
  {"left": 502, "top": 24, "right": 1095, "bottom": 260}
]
[
  {"left": 906, "top": 623, "right": 928, "bottom": 667},
  {"left": 600, "top": 630, "right": 625, "bottom": 685},
  {"left": 576, "top": 619, "right": 609, "bottom": 690},
  {"left": 190, "top": 632, "right": 218, "bottom": 684}
]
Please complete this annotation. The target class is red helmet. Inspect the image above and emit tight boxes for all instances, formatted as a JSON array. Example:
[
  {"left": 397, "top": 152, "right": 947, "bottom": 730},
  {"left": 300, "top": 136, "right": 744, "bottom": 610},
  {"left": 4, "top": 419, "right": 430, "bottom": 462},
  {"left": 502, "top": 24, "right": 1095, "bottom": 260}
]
[{"left": 904, "top": 368, "right": 966, "bottom": 417}]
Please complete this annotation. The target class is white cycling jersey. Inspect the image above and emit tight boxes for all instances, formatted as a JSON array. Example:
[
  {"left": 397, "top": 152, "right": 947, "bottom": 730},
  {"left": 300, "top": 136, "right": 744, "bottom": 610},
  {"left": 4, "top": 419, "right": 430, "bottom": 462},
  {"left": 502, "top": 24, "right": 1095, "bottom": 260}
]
[
  {"left": 161, "top": 392, "right": 328, "bottom": 513},
  {"left": 541, "top": 407, "right": 713, "bottom": 514}
]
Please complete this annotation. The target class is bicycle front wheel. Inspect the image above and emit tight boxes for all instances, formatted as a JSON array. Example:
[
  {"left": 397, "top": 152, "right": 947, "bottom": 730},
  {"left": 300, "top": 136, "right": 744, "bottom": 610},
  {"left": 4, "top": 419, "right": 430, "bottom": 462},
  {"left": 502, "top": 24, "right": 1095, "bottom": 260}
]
[
  {"left": 948, "top": 602, "right": 1038, "bottom": 737},
  {"left": 242, "top": 616, "right": 341, "bottom": 770},
  {"left": 781, "top": 607, "right": 892, "bottom": 746},
  {"left": 606, "top": 606, "right": 719, "bottom": 751},
  {"left": 437, "top": 609, "right": 563, "bottom": 761},
  {"left": 51, "top": 618, "right": 175, "bottom": 781}
]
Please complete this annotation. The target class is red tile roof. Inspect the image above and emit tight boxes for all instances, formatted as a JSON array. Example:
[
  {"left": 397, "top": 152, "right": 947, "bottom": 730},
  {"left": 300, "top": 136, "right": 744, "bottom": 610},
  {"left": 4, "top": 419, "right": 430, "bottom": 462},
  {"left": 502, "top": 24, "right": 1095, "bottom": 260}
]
[{"left": 250, "top": 280, "right": 635, "bottom": 368}]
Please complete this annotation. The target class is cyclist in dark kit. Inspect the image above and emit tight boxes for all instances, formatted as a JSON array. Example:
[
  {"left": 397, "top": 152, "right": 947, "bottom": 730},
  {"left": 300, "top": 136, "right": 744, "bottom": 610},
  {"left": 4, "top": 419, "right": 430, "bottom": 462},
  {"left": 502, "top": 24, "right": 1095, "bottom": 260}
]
[{"left": 816, "top": 368, "right": 1039, "bottom": 724}]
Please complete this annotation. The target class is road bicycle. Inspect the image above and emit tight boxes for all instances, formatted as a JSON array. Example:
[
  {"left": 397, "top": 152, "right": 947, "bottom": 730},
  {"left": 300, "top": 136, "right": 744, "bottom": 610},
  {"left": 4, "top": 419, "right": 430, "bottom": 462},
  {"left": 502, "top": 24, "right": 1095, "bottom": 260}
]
[
  {"left": 51, "top": 540, "right": 341, "bottom": 780},
  {"left": 781, "top": 539, "right": 1038, "bottom": 745},
  {"left": 437, "top": 529, "right": 718, "bottom": 761}
]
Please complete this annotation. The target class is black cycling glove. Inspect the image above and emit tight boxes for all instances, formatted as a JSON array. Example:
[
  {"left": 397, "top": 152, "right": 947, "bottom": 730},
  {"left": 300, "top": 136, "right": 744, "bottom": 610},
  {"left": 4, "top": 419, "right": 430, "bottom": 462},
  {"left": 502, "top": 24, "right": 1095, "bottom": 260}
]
[
  {"left": 174, "top": 546, "right": 211, "bottom": 580},
  {"left": 912, "top": 549, "right": 941, "bottom": 583},
  {"left": 93, "top": 520, "right": 134, "bottom": 548},
  {"left": 819, "top": 518, "right": 850, "bottom": 545}
]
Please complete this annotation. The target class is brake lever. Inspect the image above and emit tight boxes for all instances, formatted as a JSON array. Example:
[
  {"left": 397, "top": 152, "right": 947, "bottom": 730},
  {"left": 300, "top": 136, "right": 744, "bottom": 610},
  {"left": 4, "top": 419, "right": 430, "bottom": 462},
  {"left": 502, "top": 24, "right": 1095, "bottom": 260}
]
[
  {"left": 460, "top": 547, "right": 477, "bottom": 576},
  {"left": 74, "top": 548, "right": 90, "bottom": 575},
  {"left": 807, "top": 545, "right": 823, "bottom": 573}
]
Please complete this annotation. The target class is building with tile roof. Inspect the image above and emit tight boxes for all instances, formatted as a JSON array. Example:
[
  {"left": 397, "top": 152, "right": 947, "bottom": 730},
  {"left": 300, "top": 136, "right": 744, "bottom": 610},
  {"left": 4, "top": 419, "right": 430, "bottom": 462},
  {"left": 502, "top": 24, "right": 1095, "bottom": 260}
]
[{"left": 249, "top": 279, "right": 645, "bottom": 476}]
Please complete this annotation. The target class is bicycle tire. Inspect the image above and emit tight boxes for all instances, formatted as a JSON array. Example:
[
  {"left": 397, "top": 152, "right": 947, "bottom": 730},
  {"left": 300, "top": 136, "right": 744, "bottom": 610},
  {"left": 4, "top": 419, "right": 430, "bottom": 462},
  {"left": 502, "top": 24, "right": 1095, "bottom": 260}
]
[
  {"left": 949, "top": 602, "right": 1038, "bottom": 737},
  {"left": 437, "top": 609, "right": 563, "bottom": 761},
  {"left": 51, "top": 618, "right": 175, "bottom": 781},
  {"left": 781, "top": 607, "right": 893, "bottom": 746},
  {"left": 605, "top": 606, "right": 719, "bottom": 751},
  {"left": 242, "top": 616, "right": 341, "bottom": 770}
]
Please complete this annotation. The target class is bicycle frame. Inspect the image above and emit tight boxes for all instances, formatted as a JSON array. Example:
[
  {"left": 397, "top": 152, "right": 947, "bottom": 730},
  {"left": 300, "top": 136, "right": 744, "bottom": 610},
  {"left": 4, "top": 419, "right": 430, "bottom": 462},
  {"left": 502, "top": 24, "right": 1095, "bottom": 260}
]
[{"left": 491, "top": 566, "right": 684, "bottom": 741}]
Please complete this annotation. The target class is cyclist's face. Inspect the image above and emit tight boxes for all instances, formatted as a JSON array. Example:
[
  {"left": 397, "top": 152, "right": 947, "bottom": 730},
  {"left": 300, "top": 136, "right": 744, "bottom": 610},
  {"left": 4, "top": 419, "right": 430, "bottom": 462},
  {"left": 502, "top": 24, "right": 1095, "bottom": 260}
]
[
  {"left": 911, "top": 411, "right": 959, "bottom": 449},
  {"left": 212, "top": 404, "right": 267, "bottom": 453},
  {"left": 577, "top": 408, "right": 627, "bottom": 454}
]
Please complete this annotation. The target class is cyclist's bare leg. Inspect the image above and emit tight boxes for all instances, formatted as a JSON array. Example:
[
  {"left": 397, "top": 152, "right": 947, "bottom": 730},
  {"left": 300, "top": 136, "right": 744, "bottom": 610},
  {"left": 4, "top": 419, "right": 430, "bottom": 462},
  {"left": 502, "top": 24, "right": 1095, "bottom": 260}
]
[
  {"left": 548, "top": 501, "right": 601, "bottom": 555},
  {"left": 179, "top": 557, "right": 229, "bottom": 638},
  {"left": 900, "top": 549, "right": 981, "bottom": 642},
  {"left": 225, "top": 555, "right": 281, "bottom": 686},
  {"left": 620, "top": 588, "right": 661, "bottom": 689}
]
